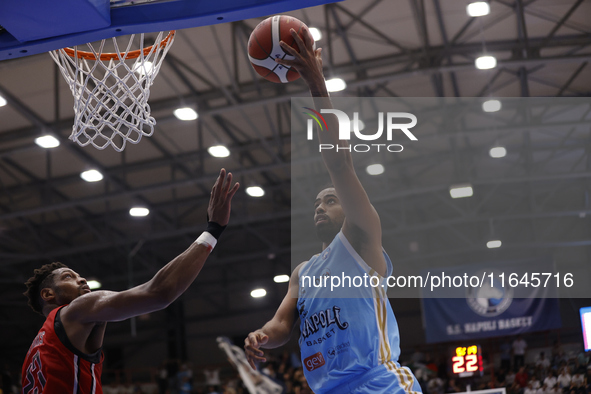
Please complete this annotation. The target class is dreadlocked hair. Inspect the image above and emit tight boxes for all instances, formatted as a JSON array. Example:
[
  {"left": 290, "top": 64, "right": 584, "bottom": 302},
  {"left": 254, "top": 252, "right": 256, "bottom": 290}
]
[{"left": 24, "top": 262, "right": 68, "bottom": 315}]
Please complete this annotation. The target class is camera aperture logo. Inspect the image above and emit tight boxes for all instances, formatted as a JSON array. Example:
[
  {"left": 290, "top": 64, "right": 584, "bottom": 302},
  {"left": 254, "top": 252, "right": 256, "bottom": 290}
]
[{"left": 303, "top": 107, "right": 417, "bottom": 153}]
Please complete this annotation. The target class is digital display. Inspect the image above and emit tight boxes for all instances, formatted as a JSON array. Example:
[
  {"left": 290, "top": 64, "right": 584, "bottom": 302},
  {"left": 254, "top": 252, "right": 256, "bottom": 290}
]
[
  {"left": 581, "top": 307, "right": 591, "bottom": 351},
  {"left": 452, "top": 345, "right": 483, "bottom": 377}
]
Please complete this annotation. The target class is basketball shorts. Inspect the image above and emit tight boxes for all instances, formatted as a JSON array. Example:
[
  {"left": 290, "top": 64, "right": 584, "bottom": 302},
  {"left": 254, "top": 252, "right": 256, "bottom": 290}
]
[{"left": 324, "top": 363, "right": 422, "bottom": 394}]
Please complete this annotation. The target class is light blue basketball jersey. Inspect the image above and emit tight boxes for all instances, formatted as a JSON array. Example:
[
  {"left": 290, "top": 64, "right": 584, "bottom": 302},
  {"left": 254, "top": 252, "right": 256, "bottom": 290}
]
[{"left": 297, "top": 231, "right": 416, "bottom": 394}]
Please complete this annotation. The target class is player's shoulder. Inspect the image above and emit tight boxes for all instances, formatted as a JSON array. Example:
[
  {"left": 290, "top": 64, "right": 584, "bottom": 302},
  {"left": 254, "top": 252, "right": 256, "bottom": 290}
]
[{"left": 292, "top": 261, "right": 309, "bottom": 277}]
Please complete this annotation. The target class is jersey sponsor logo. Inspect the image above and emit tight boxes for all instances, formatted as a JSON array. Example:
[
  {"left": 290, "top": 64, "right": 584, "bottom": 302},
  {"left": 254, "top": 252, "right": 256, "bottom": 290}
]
[
  {"left": 327, "top": 341, "right": 351, "bottom": 359},
  {"left": 301, "top": 305, "right": 349, "bottom": 339},
  {"left": 304, "top": 352, "right": 326, "bottom": 372}
]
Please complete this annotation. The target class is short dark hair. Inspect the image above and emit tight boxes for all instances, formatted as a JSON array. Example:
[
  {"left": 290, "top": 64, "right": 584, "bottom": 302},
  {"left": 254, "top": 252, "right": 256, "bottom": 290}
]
[
  {"left": 24, "top": 262, "right": 68, "bottom": 315},
  {"left": 317, "top": 182, "right": 335, "bottom": 195}
]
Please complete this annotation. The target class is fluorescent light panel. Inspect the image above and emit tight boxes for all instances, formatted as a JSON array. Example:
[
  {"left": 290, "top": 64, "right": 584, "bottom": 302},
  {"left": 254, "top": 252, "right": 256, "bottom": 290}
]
[
  {"left": 449, "top": 184, "right": 473, "bottom": 199},
  {"left": 273, "top": 275, "right": 290, "bottom": 283},
  {"left": 309, "top": 27, "right": 322, "bottom": 41},
  {"left": 129, "top": 207, "right": 150, "bottom": 217},
  {"left": 482, "top": 99, "right": 502, "bottom": 112},
  {"left": 326, "top": 78, "right": 346, "bottom": 92},
  {"left": 80, "top": 169, "right": 103, "bottom": 182},
  {"left": 251, "top": 288, "right": 267, "bottom": 298},
  {"left": 246, "top": 186, "right": 265, "bottom": 197},
  {"left": 208, "top": 145, "right": 230, "bottom": 158},
  {"left": 475, "top": 55, "right": 497, "bottom": 70},
  {"left": 366, "top": 164, "right": 385, "bottom": 175},
  {"left": 35, "top": 135, "right": 60, "bottom": 148},
  {"left": 467, "top": 2, "right": 490, "bottom": 17},
  {"left": 487, "top": 240, "right": 502, "bottom": 249},
  {"left": 489, "top": 146, "right": 507, "bottom": 158},
  {"left": 87, "top": 280, "right": 102, "bottom": 290},
  {"left": 174, "top": 107, "right": 198, "bottom": 121}
]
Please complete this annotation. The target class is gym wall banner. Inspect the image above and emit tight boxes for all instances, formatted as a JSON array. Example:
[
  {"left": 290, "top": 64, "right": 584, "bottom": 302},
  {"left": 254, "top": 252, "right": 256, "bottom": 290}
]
[{"left": 421, "top": 258, "right": 561, "bottom": 343}]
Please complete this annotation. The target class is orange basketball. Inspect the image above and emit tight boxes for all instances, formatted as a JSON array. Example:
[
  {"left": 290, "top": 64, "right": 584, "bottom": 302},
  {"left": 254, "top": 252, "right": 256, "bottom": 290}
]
[{"left": 248, "top": 15, "right": 314, "bottom": 83}]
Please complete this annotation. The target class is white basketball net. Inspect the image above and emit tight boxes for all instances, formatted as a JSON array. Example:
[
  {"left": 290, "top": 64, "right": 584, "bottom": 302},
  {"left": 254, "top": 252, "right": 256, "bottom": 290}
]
[{"left": 49, "top": 31, "right": 175, "bottom": 152}]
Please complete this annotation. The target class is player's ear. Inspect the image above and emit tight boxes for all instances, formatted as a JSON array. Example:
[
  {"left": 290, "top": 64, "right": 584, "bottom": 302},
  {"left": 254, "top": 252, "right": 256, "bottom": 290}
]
[{"left": 40, "top": 287, "right": 56, "bottom": 303}]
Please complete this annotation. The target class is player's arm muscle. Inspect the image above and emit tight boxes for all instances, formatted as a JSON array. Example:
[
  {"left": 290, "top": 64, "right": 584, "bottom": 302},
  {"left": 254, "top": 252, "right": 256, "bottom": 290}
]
[
  {"left": 277, "top": 29, "right": 385, "bottom": 274},
  {"left": 244, "top": 262, "right": 303, "bottom": 369},
  {"left": 63, "top": 242, "right": 212, "bottom": 323},
  {"left": 259, "top": 262, "right": 301, "bottom": 347}
]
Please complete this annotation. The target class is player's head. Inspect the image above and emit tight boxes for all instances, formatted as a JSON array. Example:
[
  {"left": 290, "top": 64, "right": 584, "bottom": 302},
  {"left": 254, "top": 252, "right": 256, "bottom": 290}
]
[
  {"left": 314, "top": 186, "right": 345, "bottom": 243},
  {"left": 24, "top": 262, "right": 90, "bottom": 315}
]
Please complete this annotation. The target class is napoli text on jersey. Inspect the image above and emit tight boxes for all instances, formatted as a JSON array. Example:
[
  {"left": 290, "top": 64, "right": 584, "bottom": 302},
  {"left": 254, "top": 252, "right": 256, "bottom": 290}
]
[
  {"left": 22, "top": 306, "right": 104, "bottom": 394},
  {"left": 298, "top": 231, "right": 422, "bottom": 394}
]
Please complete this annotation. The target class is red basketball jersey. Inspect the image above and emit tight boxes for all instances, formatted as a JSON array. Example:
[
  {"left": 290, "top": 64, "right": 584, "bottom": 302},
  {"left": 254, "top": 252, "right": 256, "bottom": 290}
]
[{"left": 22, "top": 305, "right": 104, "bottom": 394}]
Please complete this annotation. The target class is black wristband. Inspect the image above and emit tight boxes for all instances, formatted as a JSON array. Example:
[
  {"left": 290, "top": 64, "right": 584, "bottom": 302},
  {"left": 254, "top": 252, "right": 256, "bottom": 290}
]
[{"left": 206, "top": 221, "right": 226, "bottom": 240}]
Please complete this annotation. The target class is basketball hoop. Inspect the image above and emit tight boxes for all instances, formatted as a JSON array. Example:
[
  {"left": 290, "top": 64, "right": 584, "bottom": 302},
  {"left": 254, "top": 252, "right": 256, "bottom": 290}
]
[{"left": 50, "top": 31, "right": 175, "bottom": 151}]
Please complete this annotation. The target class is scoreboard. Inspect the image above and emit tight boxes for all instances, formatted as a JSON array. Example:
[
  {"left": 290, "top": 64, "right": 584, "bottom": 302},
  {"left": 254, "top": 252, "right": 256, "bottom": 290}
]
[{"left": 452, "top": 345, "right": 483, "bottom": 377}]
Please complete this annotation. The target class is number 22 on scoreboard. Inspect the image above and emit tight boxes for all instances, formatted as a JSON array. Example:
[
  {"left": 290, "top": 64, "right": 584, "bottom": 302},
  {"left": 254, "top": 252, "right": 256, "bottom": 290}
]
[{"left": 452, "top": 354, "right": 479, "bottom": 373}]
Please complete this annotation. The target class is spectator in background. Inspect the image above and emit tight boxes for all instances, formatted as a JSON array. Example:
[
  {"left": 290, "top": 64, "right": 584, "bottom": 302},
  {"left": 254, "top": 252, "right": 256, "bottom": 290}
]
[
  {"left": 572, "top": 370, "right": 585, "bottom": 387},
  {"left": 496, "top": 368, "right": 508, "bottom": 387},
  {"left": 506, "top": 369, "right": 517, "bottom": 386},
  {"left": 447, "top": 378, "right": 461, "bottom": 393},
  {"left": 552, "top": 341, "right": 565, "bottom": 365},
  {"left": 537, "top": 383, "right": 549, "bottom": 394},
  {"left": 508, "top": 381, "right": 522, "bottom": 394},
  {"left": 513, "top": 335, "right": 528, "bottom": 369},
  {"left": 544, "top": 371, "right": 557, "bottom": 389},
  {"left": 427, "top": 373, "right": 444, "bottom": 394},
  {"left": 525, "top": 382, "right": 538, "bottom": 394},
  {"left": 530, "top": 376, "right": 541, "bottom": 390},
  {"left": 177, "top": 363, "right": 193, "bottom": 394},
  {"left": 501, "top": 341, "right": 513, "bottom": 371},
  {"left": 516, "top": 366, "right": 530, "bottom": 388},
  {"left": 204, "top": 367, "right": 221, "bottom": 387},
  {"left": 537, "top": 352, "right": 551, "bottom": 370},
  {"left": 557, "top": 367, "right": 572, "bottom": 389},
  {"left": 157, "top": 362, "right": 168, "bottom": 394}
]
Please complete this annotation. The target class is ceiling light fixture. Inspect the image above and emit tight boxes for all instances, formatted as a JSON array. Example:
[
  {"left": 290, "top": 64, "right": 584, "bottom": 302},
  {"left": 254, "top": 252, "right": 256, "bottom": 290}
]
[
  {"left": 366, "top": 164, "right": 385, "bottom": 175},
  {"left": 449, "top": 184, "right": 474, "bottom": 199},
  {"left": 174, "top": 107, "right": 198, "bottom": 121},
  {"left": 251, "top": 288, "right": 267, "bottom": 298},
  {"left": 482, "top": 99, "right": 502, "bottom": 112},
  {"left": 208, "top": 145, "right": 230, "bottom": 158},
  {"left": 246, "top": 186, "right": 265, "bottom": 197},
  {"left": 475, "top": 55, "right": 497, "bottom": 70},
  {"left": 487, "top": 240, "right": 502, "bottom": 249},
  {"left": 129, "top": 207, "right": 150, "bottom": 217},
  {"left": 273, "top": 275, "right": 290, "bottom": 283},
  {"left": 467, "top": 2, "right": 490, "bottom": 17},
  {"left": 35, "top": 135, "right": 60, "bottom": 148},
  {"left": 309, "top": 27, "right": 322, "bottom": 41},
  {"left": 87, "top": 280, "right": 102, "bottom": 290},
  {"left": 326, "top": 78, "right": 346, "bottom": 92},
  {"left": 80, "top": 169, "right": 103, "bottom": 182},
  {"left": 489, "top": 146, "right": 507, "bottom": 158}
]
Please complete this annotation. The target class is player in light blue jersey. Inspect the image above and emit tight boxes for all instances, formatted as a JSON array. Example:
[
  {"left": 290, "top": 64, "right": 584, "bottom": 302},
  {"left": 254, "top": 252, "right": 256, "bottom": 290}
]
[{"left": 244, "top": 26, "right": 422, "bottom": 394}]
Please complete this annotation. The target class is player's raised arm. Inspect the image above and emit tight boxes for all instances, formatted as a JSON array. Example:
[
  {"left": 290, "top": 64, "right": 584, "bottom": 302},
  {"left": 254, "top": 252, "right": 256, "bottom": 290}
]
[
  {"left": 60, "top": 169, "right": 239, "bottom": 324},
  {"left": 276, "top": 28, "right": 386, "bottom": 276},
  {"left": 244, "top": 262, "right": 303, "bottom": 370}
]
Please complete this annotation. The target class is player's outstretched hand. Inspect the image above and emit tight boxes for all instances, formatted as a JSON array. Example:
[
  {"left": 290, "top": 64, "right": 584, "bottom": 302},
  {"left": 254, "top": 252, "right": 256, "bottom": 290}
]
[
  {"left": 275, "top": 26, "right": 325, "bottom": 91},
  {"left": 208, "top": 168, "right": 239, "bottom": 226},
  {"left": 244, "top": 331, "right": 269, "bottom": 370}
]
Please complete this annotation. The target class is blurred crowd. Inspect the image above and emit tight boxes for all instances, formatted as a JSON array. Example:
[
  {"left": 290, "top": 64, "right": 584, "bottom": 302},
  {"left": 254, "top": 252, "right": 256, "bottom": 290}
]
[{"left": 2, "top": 336, "right": 590, "bottom": 394}]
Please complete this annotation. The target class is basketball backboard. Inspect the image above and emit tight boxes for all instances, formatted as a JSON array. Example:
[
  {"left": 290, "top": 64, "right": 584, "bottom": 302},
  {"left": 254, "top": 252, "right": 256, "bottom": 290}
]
[{"left": 0, "top": 0, "right": 337, "bottom": 61}]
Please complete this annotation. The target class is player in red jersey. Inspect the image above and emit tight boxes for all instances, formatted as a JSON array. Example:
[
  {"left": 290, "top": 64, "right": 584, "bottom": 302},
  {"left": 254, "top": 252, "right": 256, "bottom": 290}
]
[{"left": 22, "top": 169, "right": 239, "bottom": 394}]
